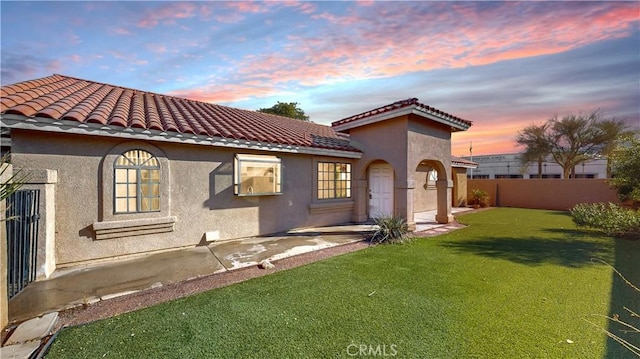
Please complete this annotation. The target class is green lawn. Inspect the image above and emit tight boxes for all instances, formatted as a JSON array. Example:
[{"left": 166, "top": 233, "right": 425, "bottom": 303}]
[{"left": 46, "top": 208, "right": 639, "bottom": 358}]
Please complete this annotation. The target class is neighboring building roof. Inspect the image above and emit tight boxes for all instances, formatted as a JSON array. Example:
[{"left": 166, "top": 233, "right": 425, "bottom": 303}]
[
  {"left": 331, "top": 98, "right": 472, "bottom": 132},
  {"left": 0, "top": 74, "right": 361, "bottom": 158},
  {"left": 452, "top": 156, "right": 478, "bottom": 169}
]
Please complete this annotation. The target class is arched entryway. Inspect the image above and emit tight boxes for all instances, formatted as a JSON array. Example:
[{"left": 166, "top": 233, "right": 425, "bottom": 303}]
[
  {"left": 414, "top": 159, "right": 452, "bottom": 224},
  {"left": 368, "top": 162, "right": 394, "bottom": 218}
]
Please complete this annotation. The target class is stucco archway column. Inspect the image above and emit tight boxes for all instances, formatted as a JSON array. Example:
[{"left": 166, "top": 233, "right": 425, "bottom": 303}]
[
  {"left": 436, "top": 179, "right": 453, "bottom": 224},
  {"left": 396, "top": 179, "right": 416, "bottom": 231},
  {"left": 351, "top": 179, "right": 369, "bottom": 223}
]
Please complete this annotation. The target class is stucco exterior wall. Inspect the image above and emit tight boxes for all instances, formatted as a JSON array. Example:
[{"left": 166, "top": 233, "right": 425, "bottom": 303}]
[
  {"left": 11, "top": 130, "right": 354, "bottom": 266},
  {"left": 347, "top": 117, "right": 409, "bottom": 220},
  {"left": 467, "top": 179, "right": 620, "bottom": 210},
  {"left": 343, "top": 115, "right": 454, "bottom": 223},
  {"left": 413, "top": 164, "right": 437, "bottom": 212},
  {"left": 407, "top": 116, "right": 452, "bottom": 177},
  {"left": 452, "top": 167, "right": 468, "bottom": 207}
]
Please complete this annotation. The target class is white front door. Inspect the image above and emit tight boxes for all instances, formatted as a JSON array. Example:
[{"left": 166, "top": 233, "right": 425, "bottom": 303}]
[{"left": 369, "top": 164, "right": 394, "bottom": 218}]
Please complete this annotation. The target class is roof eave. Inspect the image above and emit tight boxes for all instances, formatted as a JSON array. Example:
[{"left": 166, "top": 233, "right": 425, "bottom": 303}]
[
  {"left": 1, "top": 114, "right": 362, "bottom": 159},
  {"left": 452, "top": 162, "right": 478, "bottom": 169},
  {"left": 332, "top": 105, "right": 471, "bottom": 132}
]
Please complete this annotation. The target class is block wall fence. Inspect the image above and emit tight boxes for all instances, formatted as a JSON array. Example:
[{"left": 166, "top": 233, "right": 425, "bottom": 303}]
[{"left": 467, "top": 179, "right": 620, "bottom": 211}]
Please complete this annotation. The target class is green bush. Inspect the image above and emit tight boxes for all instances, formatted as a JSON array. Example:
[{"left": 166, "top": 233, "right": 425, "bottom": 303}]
[
  {"left": 571, "top": 202, "right": 640, "bottom": 239},
  {"left": 370, "top": 216, "right": 410, "bottom": 244}
]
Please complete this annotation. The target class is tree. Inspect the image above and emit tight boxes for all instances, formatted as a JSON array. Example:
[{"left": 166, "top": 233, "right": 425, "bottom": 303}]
[
  {"left": 545, "top": 110, "right": 610, "bottom": 179},
  {"left": 609, "top": 136, "right": 640, "bottom": 207},
  {"left": 593, "top": 119, "right": 636, "bottom": 178},
  {"left": 516, "top": 110, "right": 630, "bottom": 179},
  {"left": 257, "top": 102, "right": 309, "bottom": 121},
  {"left": 516, "top": 123, "right": 551, "bottom": 178}
]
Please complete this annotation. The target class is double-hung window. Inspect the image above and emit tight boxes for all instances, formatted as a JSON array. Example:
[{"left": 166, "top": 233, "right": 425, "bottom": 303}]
[
  {"left": 114, "top": 150, "right": 160, "bottom": 213},
  {"left": 317, "top": 162, "right": 351, "bottom": 199}
]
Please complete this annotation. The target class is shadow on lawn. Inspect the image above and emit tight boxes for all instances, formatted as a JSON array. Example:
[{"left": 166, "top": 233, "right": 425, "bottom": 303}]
[
  {"left": 440, "top": 234, "right": 614, "bottom": 268},
  {"left": 604, "top": 238, "right": 640, "bottom": 357}
]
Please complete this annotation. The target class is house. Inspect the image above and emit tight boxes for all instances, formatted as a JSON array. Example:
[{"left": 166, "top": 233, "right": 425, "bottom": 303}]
[{"left": 0, "top": 74, "right": 472, "bottom": 277}]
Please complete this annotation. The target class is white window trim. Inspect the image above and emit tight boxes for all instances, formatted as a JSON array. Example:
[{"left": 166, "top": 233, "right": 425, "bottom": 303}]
[
  {"left": 234, "top": 154, "right": 283, "bottom": 196},
  {"left": 97, "top": 141, "right": 172, "bottom": 238}
]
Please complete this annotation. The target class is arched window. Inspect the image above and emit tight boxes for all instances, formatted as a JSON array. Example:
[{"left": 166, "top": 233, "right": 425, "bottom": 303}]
[{"left": 114, "top": 150, "right": 160, "bottom": 213}]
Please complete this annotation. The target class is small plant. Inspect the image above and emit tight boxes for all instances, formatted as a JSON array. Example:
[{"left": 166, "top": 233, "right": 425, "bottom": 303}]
[
  {"left": 370, "top": 216, "right": 410, "bottom": 244},
  {"left": 571, "top": 202, "right": 640, "bottom": 239},
  {"left": 469, "top": 189, "right": 489, "bottom": 208}
]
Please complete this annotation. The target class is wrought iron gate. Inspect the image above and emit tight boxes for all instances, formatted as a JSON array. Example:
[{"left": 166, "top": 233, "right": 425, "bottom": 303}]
[{"left": 6, "top": 189, "right": 40, "bottom": 299}]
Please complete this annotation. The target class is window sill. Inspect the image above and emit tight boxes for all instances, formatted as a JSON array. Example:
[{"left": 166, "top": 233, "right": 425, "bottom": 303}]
[
  {"left": 92, "top": 216, "right": 176, "bottom": 240},
  {"left": 309, "top": 200, "right": 354, "bottom": 215}
]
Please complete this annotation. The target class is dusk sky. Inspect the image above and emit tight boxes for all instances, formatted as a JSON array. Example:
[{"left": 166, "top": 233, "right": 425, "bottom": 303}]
[{"left": 2, "top": 1, "right": 639, "bottom": 156}]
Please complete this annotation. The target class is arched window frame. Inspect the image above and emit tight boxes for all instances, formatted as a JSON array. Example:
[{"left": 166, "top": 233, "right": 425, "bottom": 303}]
[{"left": 113, "top": 149, "right": 161, "bottom": 213}]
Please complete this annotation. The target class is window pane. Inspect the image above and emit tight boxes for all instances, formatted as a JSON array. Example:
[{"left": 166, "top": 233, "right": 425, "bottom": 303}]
[
  {"left": 128, "top": 198, "right": 137, "bottom": 211},
  {"left": 115, "top": 198, "right": 128, "bottom": 212},
  {"left": 128, "top": 169, "right": 137, "bottom": 182},
  {"left": 141, "top": 184, "right": 150, "bottom": 196},
  {"left": 150, "top": 169, "right": 160, "bottom": 181},
  {"left": 140, "top": 169, "right": 150, "bottom": 181},
  {"left": 115, "top": 169, "right": 127, "bottom": 182},
  {"left": 151, "top": 198, "right": 160, "bottom": 211},
  {"left": 128, "top": 184, "right": 137, "bottom": 196},
  {"left": 116, "top": 184, "right": 128, "bottom": 197},
  {"left": 141, "top": 197, "right": 150, "bottom": 211}
]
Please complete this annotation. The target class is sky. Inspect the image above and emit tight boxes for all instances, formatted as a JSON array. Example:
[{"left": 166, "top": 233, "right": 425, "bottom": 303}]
[{"left": 1, "top": 1, "right": 639, "bottom": 156}]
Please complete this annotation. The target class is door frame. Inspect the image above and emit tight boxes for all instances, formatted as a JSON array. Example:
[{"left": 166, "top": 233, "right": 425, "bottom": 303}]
[{"left": 368, "top": 163, "right": 394, "bottom": 218}]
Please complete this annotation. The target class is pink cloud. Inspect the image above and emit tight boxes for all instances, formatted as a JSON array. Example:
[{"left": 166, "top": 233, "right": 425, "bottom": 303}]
[
  {"left": 111, "top": 27, "right": 131, "bottom": 35},
  {"left": 108, "top": 51, "right": 148, "bottom": 66},
  {"left": 69, "top": 54, "right": 82, "bottom": 63},
  {"left": 137, "top": 2, "right": 198, "bottom": 28},
  {"left": 223, "top": 1, "right": 269, "bottom": 14},
  {"left": 223, "top": 2, "right": 639, "bottom": 92},
  {"left": 169, "top": 83, "right": 278, "bottom": 103},
  {"left": 215, "top": 12, "right": 246, "bottom": 24},
  {"left": 146, "top": 43, "right": 167, "bottom": 54}
]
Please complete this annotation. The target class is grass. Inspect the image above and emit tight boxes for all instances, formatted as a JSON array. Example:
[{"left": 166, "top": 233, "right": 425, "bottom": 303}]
[{"left": 46, "top": 208, "right": 639, "bottom": 358}]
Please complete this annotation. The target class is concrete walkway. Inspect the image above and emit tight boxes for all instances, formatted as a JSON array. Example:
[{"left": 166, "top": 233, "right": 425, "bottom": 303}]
[
  {"left": 2, "top": 209, "right": 470, "bottom": 357},
  {"left": 6, "top": 223, "right": 377, "bottom": 324}
]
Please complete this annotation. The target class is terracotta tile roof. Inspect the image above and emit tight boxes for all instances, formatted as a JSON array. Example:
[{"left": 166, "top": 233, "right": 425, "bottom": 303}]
[
  {"left": 332, "top": 98, "right": 472, "bottom": 131},
  {"left": 1, "top": 74, "right": 360, "bottom": 154}
]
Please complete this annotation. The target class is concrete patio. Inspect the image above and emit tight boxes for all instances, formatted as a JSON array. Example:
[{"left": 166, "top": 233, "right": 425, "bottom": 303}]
[
  {"left": 5, "top": 208, "right": 470, "bottom": 328},
  {"left": 2, "top": 208, "right": 473, "bottom": 358}
]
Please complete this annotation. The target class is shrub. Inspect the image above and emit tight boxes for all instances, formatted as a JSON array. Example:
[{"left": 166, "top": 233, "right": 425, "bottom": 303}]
[
  {"left": 571, "top": 202, "right": 640, "bottom": 239},
  {"left": 370, "top": 216, "right": 410, "bottom": 244},
  {"left": 469, "top": 189, "right": 489, "bottom": 208},
  {"left": 608, "top": 136, "right": 640, "bottom": 208}
]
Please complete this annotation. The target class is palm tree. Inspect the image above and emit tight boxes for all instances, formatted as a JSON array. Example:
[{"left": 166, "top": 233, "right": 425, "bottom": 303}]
[{"left": 516, "top": 123, "right": 550, "bottom": 178}]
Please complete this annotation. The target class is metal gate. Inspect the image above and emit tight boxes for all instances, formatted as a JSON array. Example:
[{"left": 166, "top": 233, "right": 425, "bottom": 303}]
[{"left": 5, "top": 189, "right": 40, "bottom": 299}]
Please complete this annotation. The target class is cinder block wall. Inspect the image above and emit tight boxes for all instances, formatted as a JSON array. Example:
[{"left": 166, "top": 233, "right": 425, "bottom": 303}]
[{"left": 467, "top": 179, "right": 619, "bottom": 211}]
